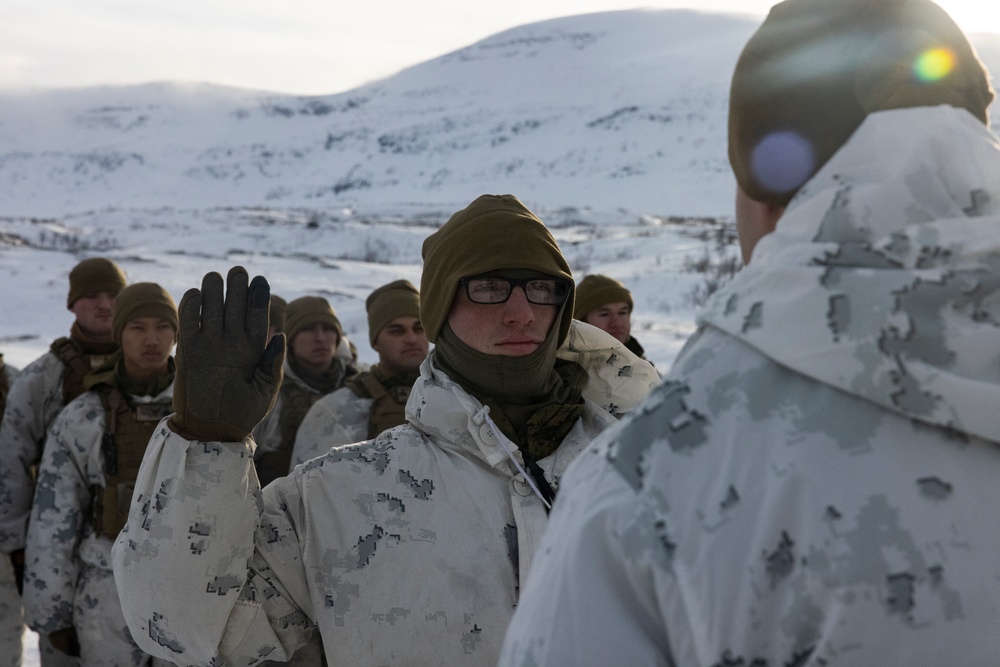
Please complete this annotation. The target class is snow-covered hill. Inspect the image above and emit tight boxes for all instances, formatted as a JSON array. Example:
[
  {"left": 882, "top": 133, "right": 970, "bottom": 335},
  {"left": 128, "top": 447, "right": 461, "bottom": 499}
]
[
  {"left": 0, "top": 10, "right": 756, "bottom": 218},
  {"left": 3, "top": 9, "right": 999, "bottom": 221}
]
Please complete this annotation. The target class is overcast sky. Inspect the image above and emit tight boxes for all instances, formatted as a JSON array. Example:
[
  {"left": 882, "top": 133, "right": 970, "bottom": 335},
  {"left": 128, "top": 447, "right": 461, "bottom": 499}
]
[{"left": 3, "top": 0, "right": 997, "bottom": 96}]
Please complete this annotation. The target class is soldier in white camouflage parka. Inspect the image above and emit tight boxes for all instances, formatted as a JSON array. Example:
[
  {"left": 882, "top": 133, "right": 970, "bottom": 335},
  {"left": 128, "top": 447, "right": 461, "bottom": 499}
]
[
  {"left": 290, "top": 279, "right": 429, "bottom": 470},
  {"left": 24, "top": 283, "right": 178, "bottom": 665},
  {"left": 0, "top": 256, "right": 126, "bottom": 667},
  {"left": 252, "top": 296, "right": 359, "bottom": 488},
  {"left": 111, "top": 194, "right": 660, "bottom": 666},
  {"left": 499, "top": 1, "right": 1000, "bottom": 665}
]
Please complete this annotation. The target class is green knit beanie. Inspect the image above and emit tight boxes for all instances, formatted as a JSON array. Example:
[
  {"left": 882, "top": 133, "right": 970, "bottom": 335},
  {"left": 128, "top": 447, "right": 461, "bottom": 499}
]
[
  {"left": 112, "top": 283, "right": 178, "bottom": 343},
  {"left": 573, "top": 275, "right": 633, "bottom": 320},
  {"left": 269, "top": 295, "right": 287, "bottom": 333},
  {"left": 366, "top": 280, "right": 421, "bottom": 346},
  {"left": 729, "top": 0, "right": 995, "bottom": 207},
  {"left": 67, "top": 258, "right": 127, "bottom": 307},
  {"left": 284, "top": 296, "right": 343, "bottom": 343},
  {"left": 420, "top": 194, "right": 574, "bottom": 345}
]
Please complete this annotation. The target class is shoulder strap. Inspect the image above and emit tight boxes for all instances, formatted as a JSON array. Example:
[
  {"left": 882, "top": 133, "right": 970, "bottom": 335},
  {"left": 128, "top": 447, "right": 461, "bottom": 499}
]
[
  {"left": 347, "top": 372, "right": 390, "bottom": 400},
  {"left": 50, "top": 337, "right": 93, "bottom": 405},
  {"left": 258, "top": 382, "right": 324, "bottom": 486},
  {"left": 97, "top": 386, "right": 125, "bottom": 476},
  {"left": 364, "top": 375, "right": 411, "bottom": 439}
]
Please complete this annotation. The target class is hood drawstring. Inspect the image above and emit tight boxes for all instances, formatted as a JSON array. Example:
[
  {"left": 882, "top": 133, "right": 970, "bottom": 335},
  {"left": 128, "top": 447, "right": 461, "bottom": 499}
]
[{"left": 474, "top": 406, "right": 554, "bottom": 512}]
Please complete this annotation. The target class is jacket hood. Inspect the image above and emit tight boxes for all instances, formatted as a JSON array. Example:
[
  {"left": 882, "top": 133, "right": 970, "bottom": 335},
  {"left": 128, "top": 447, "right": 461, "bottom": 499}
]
[
  {"left": 405, "top": 319, "right": 660, "bottom": 467},
  {"left": 701, "top": 105, "right": 1000, "bottom": 443}
]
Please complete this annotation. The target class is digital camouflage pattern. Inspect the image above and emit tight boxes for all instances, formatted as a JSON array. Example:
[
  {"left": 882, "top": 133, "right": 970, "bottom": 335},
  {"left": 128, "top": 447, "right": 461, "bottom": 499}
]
[
  {"left": 0, "top": 554, "right": 23, "bottom": 667},
  {"left": 289, "top": 385, "right": 371, "bottom": 469},
  {"left": 0, "top": 351, "right": 81, "bottom": 667},
  {"left": 499, "top": 107, "right": 1000, "bottom": 666},
  {"left": 291, "top": 368, "right": 417, "bottom": 470},
  {"left": 0, "top": 342, "right": 113, "bottom": 556},
  {"left": 23, "top": 382, "right": 173, "bottom": 665},
  {"left": 0, "top": 358, "right": 22, "bottom": 667},
  {"left": 252, "top": 355, "right": 355, "bottom": 487},
  {"left": 252, "top": 338, "right": 362, "bottom": 463},
  {"left": 294, "top": 321, "right": 648, "bottom": 471},
  {"left": 112, "top": 320, "right": 659, "bottom": 665},
  {"left": 0, "top": 351, "right": 77, "bottom": 556}
]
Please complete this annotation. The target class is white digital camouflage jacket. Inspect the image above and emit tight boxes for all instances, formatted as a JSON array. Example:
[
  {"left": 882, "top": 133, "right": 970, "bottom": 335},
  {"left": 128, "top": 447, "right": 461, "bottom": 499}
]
[
  {"left": 0, "top": 359, "right": 22, "bottom": 665},
  {"left": 0, "top": 358, "right": 19, "bottom": 386},
  {"left": 291, "top": 319, "right": 656, "bottom": 471},
  {"left": 112, "top": 320, "right": 659, "bottom": 666},
  {"left": 499, "top": 106, "right": 1000, "bottom": 666},
  {"left": 23, "top": 383, "right": 174, "bottom": 635},
  {"left": 0, "top": 358, "right": 19, "bottom": 414},
  {"left": 289, "top": 385, "right": 371, "bottom": 470},
  {"left": 0, "top": 351, "right": 69, "bottom": 554},
  {"left": 251, "top": 358, "right": 324, "bottom": 458},
  {"left": 253, "top": 335, "right": 361, "bottom": 458}
]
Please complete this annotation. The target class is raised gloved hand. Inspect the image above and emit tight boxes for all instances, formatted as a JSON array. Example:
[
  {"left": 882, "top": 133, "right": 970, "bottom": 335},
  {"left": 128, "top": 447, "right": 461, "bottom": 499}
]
[
  {"left": 170, "top": 266, "right": 285, "bottom": 442},
  {"left": 48, "top": 627, "right": 81, "bottom": 657}
]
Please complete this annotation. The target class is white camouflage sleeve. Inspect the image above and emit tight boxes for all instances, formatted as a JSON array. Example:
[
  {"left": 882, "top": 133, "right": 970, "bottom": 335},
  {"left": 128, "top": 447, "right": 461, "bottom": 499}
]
[
  {"left": 0, "top": 354, "right": 67, "bottom": 554},
  {"left": 22, "top": 395, "right": 99, "bottom": 634},
  {"left": 112, "top": 423, "right": 313, "bottom": 665}
]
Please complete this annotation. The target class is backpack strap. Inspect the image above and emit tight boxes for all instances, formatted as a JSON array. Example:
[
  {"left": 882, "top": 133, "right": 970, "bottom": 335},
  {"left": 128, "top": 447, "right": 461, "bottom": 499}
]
[{"left": 50, "top": 337, "right": 95, "bottom": 405}]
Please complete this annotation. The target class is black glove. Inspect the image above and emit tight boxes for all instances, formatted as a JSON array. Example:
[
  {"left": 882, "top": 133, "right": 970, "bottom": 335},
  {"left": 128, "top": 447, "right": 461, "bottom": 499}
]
[
  {"left": 170, "top": 266, "right": 285, "bottom": 442},
  {"left": 48, "top": 627, "right": 81, "bottom": 657},
  {"left": 9, "top": 549, "right": 24, "bottom": 596}
]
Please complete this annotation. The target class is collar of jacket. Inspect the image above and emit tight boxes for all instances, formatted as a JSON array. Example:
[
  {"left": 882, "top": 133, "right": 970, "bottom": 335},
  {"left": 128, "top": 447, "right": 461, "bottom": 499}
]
[{"left": 699, "top": 106, "right": 1000, "bottom": 443}]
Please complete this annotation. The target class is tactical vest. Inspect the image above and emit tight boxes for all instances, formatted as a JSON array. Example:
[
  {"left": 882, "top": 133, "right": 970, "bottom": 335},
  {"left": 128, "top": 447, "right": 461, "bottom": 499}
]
[
  {"left": 50, "top": 337, "right": 113, "bottom": 405},
  {"left": 347, "top": 372, "right": 412, "bottom": 439},
  {"left": 277, "top": 381, "right": 326, "bottom": 456},
  {"left": 91, "top": 387, "right": 172, "bottom": 539},
  {"left": 255, "top": 382, "right": 328, "bottom": 487}
]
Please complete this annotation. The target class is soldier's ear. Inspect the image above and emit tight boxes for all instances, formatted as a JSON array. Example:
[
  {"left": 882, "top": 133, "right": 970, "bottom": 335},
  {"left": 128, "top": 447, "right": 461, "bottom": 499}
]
[{"left": 736, "top": 186, "right": 785, "bottom": 265}]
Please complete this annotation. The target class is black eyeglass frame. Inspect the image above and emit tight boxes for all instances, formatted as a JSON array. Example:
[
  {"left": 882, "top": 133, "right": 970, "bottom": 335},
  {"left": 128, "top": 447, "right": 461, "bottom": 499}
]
[{"left": 459, "top": 275, "right": 572, "bottom": 306}]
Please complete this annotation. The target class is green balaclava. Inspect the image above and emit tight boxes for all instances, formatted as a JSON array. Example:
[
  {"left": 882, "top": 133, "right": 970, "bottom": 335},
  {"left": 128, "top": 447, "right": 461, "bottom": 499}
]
[
  {"left": 421, "top": 194, "right": 575, "bottom": 345},
  {"left": 421, "top": 194, "right": 585, "bottom": 460},
  {"left": 728, "top": 0, "right": 995, "bottom": 207},
  {"left": 573, "top": 274, "right": 633, "bottom": 321},
  {"left": 366, "top": 280, "right": 421, "bottom": 346}
]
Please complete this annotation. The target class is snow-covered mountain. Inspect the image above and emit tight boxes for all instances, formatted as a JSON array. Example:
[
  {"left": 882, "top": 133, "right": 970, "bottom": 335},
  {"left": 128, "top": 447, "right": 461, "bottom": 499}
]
[
  {"left": 3, "top": 9, "right": 1000, "bottom": 220},
  {"left": 3, "top": 9, "right": 998, "bottom": 220},
  {"left": 0, "top": 10, "right": 756, "bottom": 218}
]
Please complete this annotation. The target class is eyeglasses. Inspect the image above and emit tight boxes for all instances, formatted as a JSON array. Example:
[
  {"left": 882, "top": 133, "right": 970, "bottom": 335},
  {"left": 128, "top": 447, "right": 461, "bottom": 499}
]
[{"left": 459, "top": 276, "right": 571, "bottom": 305}]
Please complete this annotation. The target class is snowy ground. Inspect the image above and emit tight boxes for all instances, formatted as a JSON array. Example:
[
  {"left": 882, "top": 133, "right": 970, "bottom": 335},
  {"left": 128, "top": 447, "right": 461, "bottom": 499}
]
[
  {"left": 23, "top": 630, "right": 38, "bottom": 665},
  {"left": 0, "top": 204, "right": 739, "bottom": 371},
  {"left": 3, "top": 202, "right": 739, "bottom": 666}
]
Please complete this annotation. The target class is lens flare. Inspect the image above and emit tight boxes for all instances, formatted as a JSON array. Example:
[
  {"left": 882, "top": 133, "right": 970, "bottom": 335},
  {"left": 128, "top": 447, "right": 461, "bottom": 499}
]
[
  {"left": 914, "top": 48, "right": 955, "bottom": 83},
  {"left": 751, "top": 131, "right": 816, "bottom": 195}
]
